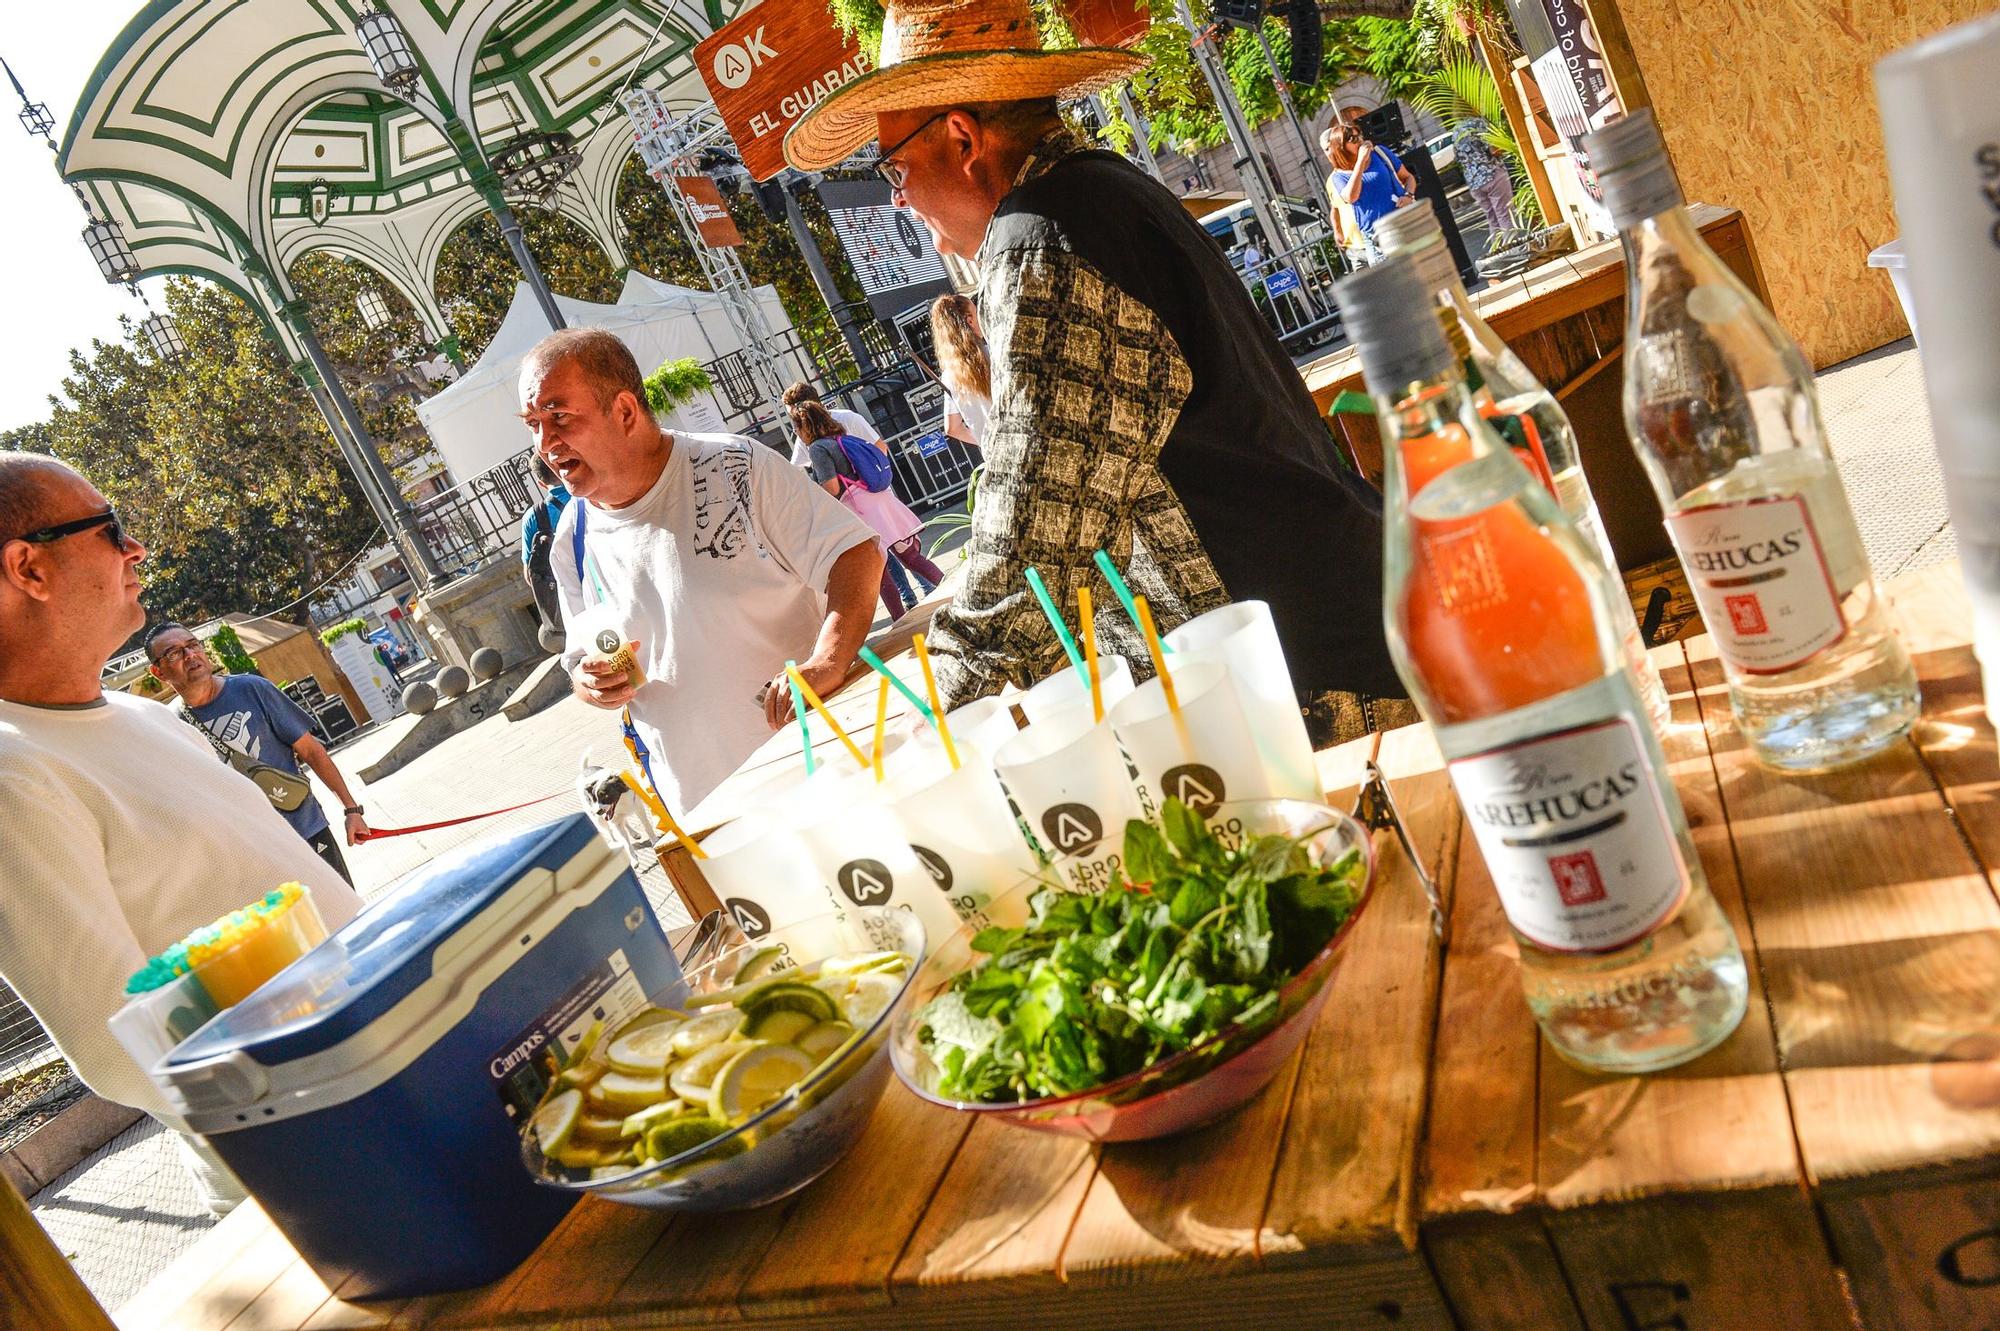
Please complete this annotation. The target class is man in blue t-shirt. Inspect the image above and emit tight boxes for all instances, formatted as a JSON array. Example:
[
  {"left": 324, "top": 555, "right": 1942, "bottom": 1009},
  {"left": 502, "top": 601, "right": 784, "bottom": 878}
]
[{"left": 145, "top": 622, "right": 371, "bottom": 883}]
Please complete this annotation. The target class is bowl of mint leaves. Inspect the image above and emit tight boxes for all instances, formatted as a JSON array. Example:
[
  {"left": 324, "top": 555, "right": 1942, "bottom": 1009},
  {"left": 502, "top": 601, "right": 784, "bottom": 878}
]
[{"left": 890, "top": 798, "right": 1375, "bottom": 1141}]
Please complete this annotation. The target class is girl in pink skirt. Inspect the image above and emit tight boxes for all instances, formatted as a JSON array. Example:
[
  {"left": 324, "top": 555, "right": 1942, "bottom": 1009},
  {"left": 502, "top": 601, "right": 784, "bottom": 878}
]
[{"left": 790, "top": 400, "right": 946, "bottom": 622}]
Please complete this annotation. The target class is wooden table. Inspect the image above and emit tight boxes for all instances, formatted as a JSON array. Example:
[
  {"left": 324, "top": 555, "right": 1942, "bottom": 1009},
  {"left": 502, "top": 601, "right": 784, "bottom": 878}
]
[
  {"left": 1303, "top": 204, "right": 1769, "bottom": 575},
  {"left": 26, "top": 565, "right": 2000, "bottom": 1331}
]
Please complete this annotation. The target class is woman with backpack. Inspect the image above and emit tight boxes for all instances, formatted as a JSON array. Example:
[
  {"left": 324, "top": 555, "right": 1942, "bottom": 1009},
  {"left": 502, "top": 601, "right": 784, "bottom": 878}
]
[{"left": 790, "top": 400, "right": 946, "bottom": 622}]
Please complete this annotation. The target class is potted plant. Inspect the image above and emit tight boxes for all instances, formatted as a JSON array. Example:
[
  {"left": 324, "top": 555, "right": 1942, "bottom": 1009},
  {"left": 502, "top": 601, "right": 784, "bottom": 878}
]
[{"left": 644, "top": 358, "right": 716, "bottom": 417}]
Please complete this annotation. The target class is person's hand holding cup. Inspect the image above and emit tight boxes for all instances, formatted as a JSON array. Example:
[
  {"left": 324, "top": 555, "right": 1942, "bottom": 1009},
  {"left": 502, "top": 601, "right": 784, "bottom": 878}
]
[{"left": 572, "top": 626, "right": 644, "bottom": 709}]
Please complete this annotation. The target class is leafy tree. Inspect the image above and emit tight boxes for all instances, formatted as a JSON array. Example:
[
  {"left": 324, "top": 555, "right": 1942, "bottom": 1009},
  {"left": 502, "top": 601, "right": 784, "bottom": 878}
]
[{"left": 433, "top": 208, "right": 622, "bottom": 360}]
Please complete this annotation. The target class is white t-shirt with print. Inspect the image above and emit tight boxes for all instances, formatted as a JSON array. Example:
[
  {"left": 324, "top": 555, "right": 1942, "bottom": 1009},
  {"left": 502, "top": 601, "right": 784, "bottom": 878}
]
[
  {"left": 554, "top": 432, "right": 876, "bottom": 812},
  {"left": 0, "top": 693, "right": 363, "bottom": 1121},
  {"left": 788, "top": 407, "right": 880, "bottom": 466}
]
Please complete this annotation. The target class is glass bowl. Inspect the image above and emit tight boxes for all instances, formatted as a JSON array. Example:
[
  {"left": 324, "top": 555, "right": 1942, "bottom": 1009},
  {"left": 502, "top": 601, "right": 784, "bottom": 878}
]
[
  {"left": 521, "top": 906, "right": 926, "bottom": 1211},
  {"left": 889, "top": 799, "right": 1377, "bottom": 1142}
]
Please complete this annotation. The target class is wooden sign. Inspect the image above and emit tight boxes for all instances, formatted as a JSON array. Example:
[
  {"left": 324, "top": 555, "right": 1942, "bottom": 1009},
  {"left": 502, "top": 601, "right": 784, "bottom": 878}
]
[
  {"left": 673, "top": 175, "right": 744, "bottom": 248},
  {"left": 694, "top": 0, "right": 873, "bottom": 181}
]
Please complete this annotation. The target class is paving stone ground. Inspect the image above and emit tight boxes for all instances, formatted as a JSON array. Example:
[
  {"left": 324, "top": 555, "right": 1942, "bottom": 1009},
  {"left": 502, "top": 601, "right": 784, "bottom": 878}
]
[{"left": 31, "top": 350, "right": 1954, "bottom": 1313}]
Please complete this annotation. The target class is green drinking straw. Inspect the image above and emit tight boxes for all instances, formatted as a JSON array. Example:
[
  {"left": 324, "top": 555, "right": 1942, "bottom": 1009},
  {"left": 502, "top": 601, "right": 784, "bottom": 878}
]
[
  {"left": 1091, "top": 550, "right": 1171, "bottom": 654},
  {"left": 785, "top": 659, "right": 815, "bottom": 776},
  {"left": 1023, "top": 566, "right": 1087, "bottom": 676},
  {"left": 857, "top": 646, "right": 935, "bottom": 724},
  {"left": 583, "top": 551, "right": 612, "bottom": 607}
]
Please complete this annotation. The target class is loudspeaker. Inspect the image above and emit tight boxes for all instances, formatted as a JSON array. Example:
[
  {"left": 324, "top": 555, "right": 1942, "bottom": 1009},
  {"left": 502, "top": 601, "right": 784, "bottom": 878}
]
[
  {"left": 1213, "top": 0, "right": 1265, "bottom": 28},
  {"left": 1284, "top": 0, "right": 1324, "bottom": 86},
  {"left": 1355, "top": 101, "right": 1409, "bottom": 148}
]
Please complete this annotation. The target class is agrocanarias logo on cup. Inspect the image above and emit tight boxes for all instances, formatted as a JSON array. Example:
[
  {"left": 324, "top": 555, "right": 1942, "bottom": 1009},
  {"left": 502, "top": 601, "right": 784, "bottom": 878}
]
[
  {"left": 726, "top": 897, "right": 772, "bottom": 939},
  {"left": 710, "top": 25, "right": 776, "bottom": 89},
  {"left": 1161, "top": 764, "right": 1226, "bottom": 817},
  {"left": 1040, "top": 803, "right": 1105, "bottom": 856},
  {"left": 836, "top": 858, "right": 895, "bottom": 907}
]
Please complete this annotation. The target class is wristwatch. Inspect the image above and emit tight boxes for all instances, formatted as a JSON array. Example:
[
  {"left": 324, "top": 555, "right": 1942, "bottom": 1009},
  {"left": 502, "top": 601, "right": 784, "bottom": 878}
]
[{"left": 343, "top": 805, "right": 365, "bottom": 817}]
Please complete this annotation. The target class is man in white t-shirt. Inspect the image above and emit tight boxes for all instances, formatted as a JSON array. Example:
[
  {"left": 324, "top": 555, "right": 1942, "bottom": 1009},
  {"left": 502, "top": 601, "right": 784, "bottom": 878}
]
[
  {"left": 780, "top": 381, "right": 880, "bottom": 468},
  {"left": 526, "top": 332, "right": 883, "bottom": 813},
  {"left": 0, "top": 453, "right": 363, "bottom": 1211}
]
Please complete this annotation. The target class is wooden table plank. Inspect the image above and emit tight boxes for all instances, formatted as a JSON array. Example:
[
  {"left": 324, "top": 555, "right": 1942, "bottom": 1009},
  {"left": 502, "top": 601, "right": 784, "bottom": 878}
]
[
  {"left": 736, "top": 1089, "right": 974, "bottom": 1318},
  {"left": 1534, "top": 650, "right": 1853, "bottom": 1330}
]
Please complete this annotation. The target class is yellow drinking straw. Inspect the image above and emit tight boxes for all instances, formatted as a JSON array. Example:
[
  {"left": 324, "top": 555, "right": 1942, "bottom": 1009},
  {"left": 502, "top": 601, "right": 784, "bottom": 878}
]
[
  {"left": 912, "top": 633, "right": 959, "bottom": 771},
  {"left": 1078, "top": 585, "right": 1104, "bottom": 723},
  {"left": 617, "top": 769, "right": 707, "bottom": 860},
  {"left": 871, "top": 675, "right": 892, "bottom": 783},
  {"left": 1132, "top": 595, "right": 1182, "bottom": 722},
  {"left": 785, "top": 664, "right": 868, "bottom": 770}
]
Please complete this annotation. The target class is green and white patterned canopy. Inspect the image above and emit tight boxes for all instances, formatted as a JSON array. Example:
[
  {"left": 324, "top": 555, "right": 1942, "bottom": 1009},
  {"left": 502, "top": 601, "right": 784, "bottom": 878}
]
[{"left": 60, "top": 0, "right": 743, "bottom": 345}]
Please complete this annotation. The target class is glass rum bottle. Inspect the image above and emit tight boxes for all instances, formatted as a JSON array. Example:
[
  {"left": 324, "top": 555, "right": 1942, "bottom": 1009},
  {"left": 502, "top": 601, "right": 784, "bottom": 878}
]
[{"left": 1335, "top": 255, "right": 1748, "bottom": 1073}]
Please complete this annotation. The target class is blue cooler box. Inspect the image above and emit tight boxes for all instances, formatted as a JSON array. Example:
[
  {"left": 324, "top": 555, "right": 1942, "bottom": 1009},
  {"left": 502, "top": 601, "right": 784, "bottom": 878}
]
[{"left": 156, "top": 815, "right": 681, "bottom": 1300}]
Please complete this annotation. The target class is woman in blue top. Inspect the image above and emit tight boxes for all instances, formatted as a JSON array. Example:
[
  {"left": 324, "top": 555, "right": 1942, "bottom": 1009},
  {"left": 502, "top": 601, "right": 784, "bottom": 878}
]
[{"left": 1328, "top": 122, "right": 1418, "bottom": 261}]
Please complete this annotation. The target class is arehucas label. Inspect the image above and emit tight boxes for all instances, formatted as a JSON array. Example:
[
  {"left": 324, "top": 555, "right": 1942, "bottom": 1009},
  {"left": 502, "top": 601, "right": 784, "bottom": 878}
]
[
  {"left": 1666, "top": 495, "right": 1846, "bottom": 673},
  {"left": 1449, "top": 718, "right": 1687, "bottom": 953}
]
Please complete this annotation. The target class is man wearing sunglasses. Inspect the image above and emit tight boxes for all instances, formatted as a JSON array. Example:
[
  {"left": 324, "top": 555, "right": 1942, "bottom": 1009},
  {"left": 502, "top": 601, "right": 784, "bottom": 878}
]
[
  {"left": 782, "top": 0, "right": 1409, "bottom": 747},
  {"left": 0, "top": 452, "right": 362, "bottom": 1213}
]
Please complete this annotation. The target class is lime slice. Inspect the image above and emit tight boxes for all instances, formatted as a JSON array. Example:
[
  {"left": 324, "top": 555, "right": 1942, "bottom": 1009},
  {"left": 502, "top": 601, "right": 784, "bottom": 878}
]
[
  {"left": 745, "top": 1007, "right": 817, "bottom": 1042},
  {"left": 606, "top": 1019, "right": 684, "bottom": 1075},
  {"left": 840, "top": 972, "right": 903, "bottom": 1028},
  {"left": 666, "top": 1039, "right": 740, "bottom": 1102},
  {"left": 551, "top": 1141, "right": 631, "bottom": 1169},
  {"left": 644, "top": 1114, "right": 733, "bottom": 1160},
  {"left": 555, "top": 1063, "right": 603, "bottom": 1092},
  {"left": 793, "top": 1018, "right": 856, "bottom": 1061},
  {"left": 736, "top": 945, "right": 786, "bottom": 983},
  {"left": 819, "top": 951, "right": 905, "bottom": 977},
  {"left": 606, "top": 1007, "right": 681, "bottom": 1044},
  {"left": 566, "top": 1019, "right": 605, "bottom": 1069},
  {"left": 531, "top": 1088, "right": 583, "bottom": 1157},
  {"left": 589, "top": 1069, "right": 670, "bottom": 1112},
  {"left": 709, "top": 1042, "right": 816, "bottom": 1122},
  {"left": 573, "top": 1111, "right": 628, "bottom": 1144},
  {"left": 742, "top": 980, "right": 839, "bottom": 1024},
  {"left": 668, "top": 1008, "right": 745, "bottom": 1056},
  {"left": 619, "top": 1098, "right": 688, "bottom": 1138}
]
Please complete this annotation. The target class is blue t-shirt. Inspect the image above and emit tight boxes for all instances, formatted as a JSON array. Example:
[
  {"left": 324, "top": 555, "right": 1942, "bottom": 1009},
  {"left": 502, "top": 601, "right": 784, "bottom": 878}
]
[
  {"left": 186, "top": 674, "right": 327, "bottom": 840},
  {"left": 1336, "top": 146, "right": 1408, "bottom": 236},
  {"left": 520, "top": 485, "right": 572, "bottom": 567}
]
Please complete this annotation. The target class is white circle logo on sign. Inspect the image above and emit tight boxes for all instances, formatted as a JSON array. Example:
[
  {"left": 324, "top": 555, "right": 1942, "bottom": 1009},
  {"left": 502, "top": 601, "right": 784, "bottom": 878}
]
[{"left": 713, "top": 44, "right": 754, "bottom": 89}]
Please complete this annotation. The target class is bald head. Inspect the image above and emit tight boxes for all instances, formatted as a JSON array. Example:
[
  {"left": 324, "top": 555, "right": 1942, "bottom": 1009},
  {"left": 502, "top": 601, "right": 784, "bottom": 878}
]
[
  {"left": 0, "top": 452, "right": 77, "bottom": 545},
  {"left": 521, "top": 328, "right": 647, "bottom": 412}
]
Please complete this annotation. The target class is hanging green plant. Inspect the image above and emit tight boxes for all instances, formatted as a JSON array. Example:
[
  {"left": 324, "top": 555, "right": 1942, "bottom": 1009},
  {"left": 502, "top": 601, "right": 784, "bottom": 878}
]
[
  {"left": 209, "top": 623, "right": 260, "bottom": 674},
  {"left": 644, "top": 358, "right": 716, "bottom": 416},
  {"left": 318, "top": 617, "right": 369, "bottom": 647}
]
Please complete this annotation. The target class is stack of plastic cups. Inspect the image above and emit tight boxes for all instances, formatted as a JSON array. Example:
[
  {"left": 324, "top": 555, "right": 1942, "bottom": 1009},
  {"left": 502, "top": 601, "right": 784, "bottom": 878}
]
[
  {"left": 993, "top": 704, "right": 1149, "bottom": 892},
  {"left": 944, "top": 695, "right": 1024, "bottom": 756},
  {"left": 696, "top": 807, "right": 848, "bottom": 959},
  {"left": 1877, "top": 12, "right": 2000, "bottom": 724},
  {"left": 1017, "top": 655, "right": 1136, "bottom": 729},
  {"left": 1163, "top": 601, "right": 1320, "bottom": 802},
  {"left": 882, "top": 736, "right": 1042, "bottom": 935},
  {"left": 763, "top": 738, "right": 966, "bottom": 950},
  {"left": 1108, "top": 661, "right": 1277, "bottom": 831}
]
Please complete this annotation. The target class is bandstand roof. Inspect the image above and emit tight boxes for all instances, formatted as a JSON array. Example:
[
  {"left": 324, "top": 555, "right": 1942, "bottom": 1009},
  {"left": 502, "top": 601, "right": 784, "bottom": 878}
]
[{"left": 59, "top": 0, "right": 746, "bottom": 348}]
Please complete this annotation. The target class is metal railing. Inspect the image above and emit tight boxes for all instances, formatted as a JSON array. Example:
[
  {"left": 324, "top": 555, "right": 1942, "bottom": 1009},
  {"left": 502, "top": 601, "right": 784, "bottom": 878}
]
[
  {"left": 1236, "top": 231, "right": 1350, "bottom": 354},
  {"left": 413, "top": 448, "right": 540, "bottom": 576},
  {"left": 881, "top": 417, "right": 980, "bottom": 513}
]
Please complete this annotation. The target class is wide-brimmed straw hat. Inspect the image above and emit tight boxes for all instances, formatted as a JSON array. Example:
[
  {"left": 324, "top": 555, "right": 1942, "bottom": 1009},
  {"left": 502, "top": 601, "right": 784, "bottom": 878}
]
[{"left": 783, "top": 0, "right": 1148, "bottom": 172}]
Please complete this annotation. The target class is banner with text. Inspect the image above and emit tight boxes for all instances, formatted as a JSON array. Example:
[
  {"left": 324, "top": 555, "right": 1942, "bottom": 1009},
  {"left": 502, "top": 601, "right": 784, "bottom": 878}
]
[
  {"left": 695, "top": 3, "right": 873, "bottom": 181},
  {"left": 1536, "top": 0, "right": 1626, "bottom": 239},
  {"left": 818, "top": 177, "right": 953, "bottom": 321},
  {"left": 674, "top": 175, "right": 745, "bottom": 248}
]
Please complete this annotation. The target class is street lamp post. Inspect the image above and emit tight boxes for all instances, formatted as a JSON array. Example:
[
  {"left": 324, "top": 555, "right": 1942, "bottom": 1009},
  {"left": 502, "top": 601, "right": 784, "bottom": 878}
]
[
  {"left": 356, "top": 288, "right": 394, "bottom": 330},
  {"left": 140, "top": 313, "right": 188, "bottom": 361},
  {"left": 355, "top": 9, "right": 422, "bottom": 97}
]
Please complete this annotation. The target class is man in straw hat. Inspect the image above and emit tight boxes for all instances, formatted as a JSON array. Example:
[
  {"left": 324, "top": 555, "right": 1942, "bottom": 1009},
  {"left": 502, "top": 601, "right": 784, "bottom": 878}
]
[{"left": 786, "top": 0, "right": 1407, "bottom": 744}]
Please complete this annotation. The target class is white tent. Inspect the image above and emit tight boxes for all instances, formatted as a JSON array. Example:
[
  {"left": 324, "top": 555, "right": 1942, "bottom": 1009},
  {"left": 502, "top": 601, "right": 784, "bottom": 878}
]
[{"left": 416, "top": 279, "right": 805, "bottom": 484}]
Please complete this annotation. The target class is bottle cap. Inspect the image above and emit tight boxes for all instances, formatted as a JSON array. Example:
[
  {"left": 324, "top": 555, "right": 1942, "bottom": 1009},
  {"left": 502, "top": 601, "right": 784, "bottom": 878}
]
[
  {"left": 1373, "top": 205, "right": 1458, "bottom": 296},
  {"left": 1334, "top": 255, "right": 1455, "bottom": 400},
  {"left": 1581, "top": 110, "right": 1686, "bottom": 229}
]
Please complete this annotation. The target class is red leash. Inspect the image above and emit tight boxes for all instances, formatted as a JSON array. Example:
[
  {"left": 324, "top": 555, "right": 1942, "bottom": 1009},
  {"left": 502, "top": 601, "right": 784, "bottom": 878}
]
[{"left": 353, "top": 790, "right": 571, "bottom": 841}]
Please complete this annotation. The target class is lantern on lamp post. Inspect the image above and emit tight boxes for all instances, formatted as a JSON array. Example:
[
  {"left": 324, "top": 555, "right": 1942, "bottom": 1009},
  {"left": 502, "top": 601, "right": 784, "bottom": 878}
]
[
  {"left": 141, "top": 313, "right": 188, "bottom": 361},
  {"left": 356, "top": 287, "right": 393, "bottom": 330},
  {"left": 355, "top": 9, "right": 422, "bottom": 97},
  {"left": 83, "top": 217, "right": 140, "bottom": 284}
]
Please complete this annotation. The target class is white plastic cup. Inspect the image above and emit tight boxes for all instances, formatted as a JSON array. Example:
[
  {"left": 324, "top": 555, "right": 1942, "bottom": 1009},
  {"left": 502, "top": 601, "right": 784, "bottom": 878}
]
[
  {"left": 1017, "top": 654, "right": 1135, "bottom": 730},
  {"left": 1877, "top": 13, "right": 2000, "bottom": 724},
  {"left": 695, "top": 807, "right": 844, "bottom": 954},
  {"left": 1164, "top": 601, "right": 1318, "bottom": 801},
  {"left": 1108, "top": 661, "right": 1277, "bottom": 822},
  {"left": 944, "top": 695, "right": 1022, "bottom": 756},
  {"left": 770, "top": 755, "right": 965, "bottom": 950},
  {"left": 884, "top": 739, "right": 1042, "bottom": 933},
  {"left": 992, "top": 708, "right": 1148, "bottom": 892},
  {"left": 566, "top": 601, "right": 645, "bottom": 688},
  {"left": 108, "top": 971, "right": 219, "bottom": 1078}
]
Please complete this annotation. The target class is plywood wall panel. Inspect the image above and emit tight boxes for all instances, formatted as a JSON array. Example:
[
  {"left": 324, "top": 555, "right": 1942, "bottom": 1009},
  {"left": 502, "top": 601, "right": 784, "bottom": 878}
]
[{"left": 1607, "top": 0, "right": 1991, "bottom": 367}]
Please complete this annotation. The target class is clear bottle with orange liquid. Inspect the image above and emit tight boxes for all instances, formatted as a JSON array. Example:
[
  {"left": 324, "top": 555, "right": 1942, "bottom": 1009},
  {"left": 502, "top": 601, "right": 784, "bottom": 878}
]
[{"left": 1336, "top": 257, "right": 1747, "bottom": 1073}]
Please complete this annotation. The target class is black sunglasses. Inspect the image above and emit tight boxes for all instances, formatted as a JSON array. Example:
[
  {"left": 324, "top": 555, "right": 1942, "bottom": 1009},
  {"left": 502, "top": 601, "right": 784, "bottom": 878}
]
[
  {"left": 6, "top": 509, "right": 133, "bottom": 553},
  {"left": 874, "top": 111, "right": 955, "bottom": 191}
]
